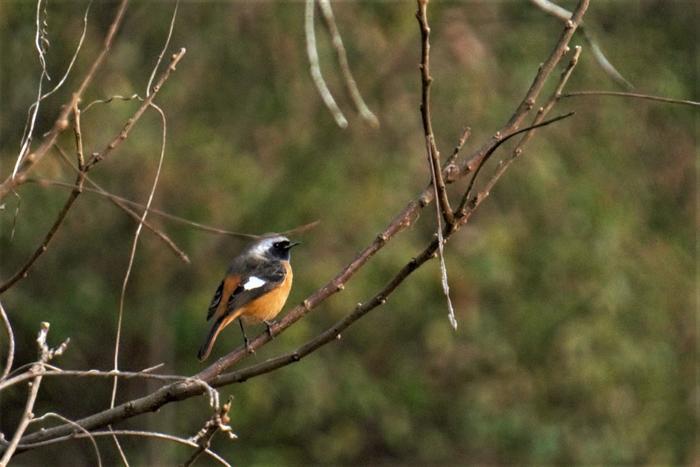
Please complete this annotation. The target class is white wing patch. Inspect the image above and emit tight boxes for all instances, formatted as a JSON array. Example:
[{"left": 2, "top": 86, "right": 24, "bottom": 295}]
[{"left": 243, "top": 276, "right": 266, "bottom": 290}]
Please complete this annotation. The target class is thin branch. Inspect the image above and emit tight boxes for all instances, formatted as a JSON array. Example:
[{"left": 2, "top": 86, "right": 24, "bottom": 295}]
[
  {"left": 0, "top": 368, "right": 185, "bottom": 393},
  {"left": 561, "top": 90, "right": 700, "bottom": 107},
  {"left": 14, "top": 431, "right": 230, "bottom": 467},
  {"left": 417, "top": 0, "right": 453, "bottom": 226},
  {"left": 85, "top": 48, "right": 186, "bottom": 169},
  {"left": 53, "top": 145, "right": 191, "bottom": 263},
  {"left": 182, "top": 399, "right": 236, "bottom": 467},
  {"left": 83, "top": 93, "right": 143, "bottom": 112},
  {"left": 0, "top": 0, "right": 129, "bottom": 201},
  {"left": 457, "top": 112, "right": 575, "bottom": 214},
  {"left": 529, "top": 0, "right": 633, "bottom": 89},
  {"left": 18, "top": 0, "right": 92, "bottom": 154},
  {"left": 0, "top": 103, "right": 89, "bottom": 294},
  {"left": 0, "top": 322, "right": 65, "bottom": 466},
  {"left": 146, "top": 1, "right": 179, "bottom": 97},
  {"left": 317, "top": 0, "right": 379, "bottom": 128},
  {"left": 31, "top": 413, "right": 102, "bottom": 467},
  {"left": 25, "top": 177, "right": 317, "bottom": 241},
  {"left": 0, "top": 302, "right": 14, "bottom": 381},
  {"left": 416, "top": 0, "right": 457, "bottom": 329},
  {"left": 304, "top": 0, "right": 348, "bottom": 128},
  {"left": 109, "top": 103, "right": 169, "bottom": 463},
  {"left": 444, "top": 126, "right": 471, "bottom": 167}
]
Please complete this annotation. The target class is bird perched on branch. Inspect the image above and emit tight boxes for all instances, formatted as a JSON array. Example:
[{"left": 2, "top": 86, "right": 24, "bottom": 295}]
[{"left": 197, "top": 235, "right": 299, "bottom": 361}]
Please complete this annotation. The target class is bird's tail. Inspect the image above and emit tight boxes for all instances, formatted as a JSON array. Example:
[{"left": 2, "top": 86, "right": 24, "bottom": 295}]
[{"left": 197, "top": 310, "right": 242, "bottom": 361}]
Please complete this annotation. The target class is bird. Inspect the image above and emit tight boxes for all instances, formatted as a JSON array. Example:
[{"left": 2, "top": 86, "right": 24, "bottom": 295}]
[{"left": 197, "top": 235, "right": 299, "bottom": 361}]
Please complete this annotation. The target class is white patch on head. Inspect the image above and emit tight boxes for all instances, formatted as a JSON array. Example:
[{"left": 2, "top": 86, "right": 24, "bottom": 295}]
[
  {"left": 249, "top": 235, "right": 290, "bottom": 259},
  {"left": 243, "top": 276, "right": 266, "bottom": 290}
]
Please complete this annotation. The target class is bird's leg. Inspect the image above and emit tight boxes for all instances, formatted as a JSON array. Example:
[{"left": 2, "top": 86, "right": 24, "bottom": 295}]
[
  {"left": 264, "top": 320, "right": 276, "bottom": 339},
  {"left": 239, "top": 318, "right": 254, "bottom": 354}
]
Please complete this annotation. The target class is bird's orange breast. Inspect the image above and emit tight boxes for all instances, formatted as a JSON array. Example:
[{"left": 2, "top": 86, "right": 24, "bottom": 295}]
[{"left": 241, "top": 261, "right": 293, "bottom": 323}]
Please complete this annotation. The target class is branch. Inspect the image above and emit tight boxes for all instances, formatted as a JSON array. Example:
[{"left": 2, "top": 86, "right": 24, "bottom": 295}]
[
  {"left": 561, "top": 90, "right": 700, "bottom": 107},
  {"left": 0, "top": 323, "right": 67, "bottom": 465},
  {"left": 417, "top": 0, "right": 453, "bottom": 226},
  {"left": 529, "top": 0, "right": 633, "bottom": 89},
  {"left": 317, "top": 0, "right": 379, "bottom": 128},
  {"left": 0, "top": 0, "right": 129, "bottom": 201},
  {"left": 0, "top": 302, "right": 14, "bottom": 381},
  {"left": 85, "top": 48, "right": 186, "bottom": 169},
  {"left": 305, "top": 0, "right": 348, "bottom": 128}
]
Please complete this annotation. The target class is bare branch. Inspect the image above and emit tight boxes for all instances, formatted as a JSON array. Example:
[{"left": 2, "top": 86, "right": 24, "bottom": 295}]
[
  {"left": 85, "top": 47, "right": 186, "bottom": 169},
  {"left": 182, "top": 399, "right": 236, "bottom": 467},
  {"left": 0, "top": 0, "right": 129, "bottom": 201},
  {"left": 31, "top": 413, "right": 102, "bottom": 467},
  {"left": 529, "top": 0, "right": 633, "bottom": 89},
  {"left": 416, "top": 0, "right": 457, "bottom": 329},
  {"left": 0, "top": 302, "right": 14, "bottom": 381},
  {"left": 0, "top": 322, "right": 66, "bottom": 466},
  {"left": 305, "top": 0, "right": 348, "bottom": 128},
  {"left": 317, "top": 0, "right": 379, "bottom": 127},
  {"left": 561, "top": 90, "right": 700, "bottom": 107}
]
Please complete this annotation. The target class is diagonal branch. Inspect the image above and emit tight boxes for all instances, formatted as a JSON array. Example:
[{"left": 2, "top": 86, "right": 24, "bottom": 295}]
[{"left": 0, "top": 0, "right": 129, "bottom": 201}]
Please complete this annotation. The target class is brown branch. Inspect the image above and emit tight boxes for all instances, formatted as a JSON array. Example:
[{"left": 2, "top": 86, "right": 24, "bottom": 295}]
[
  {"left": 0, "top": 322, "right": 67, "bottom": 465},
  {"left": 0, "top": 0, "right": 129, "bottom": 201},
  {"left": 182, "top": 399, "right": 235, "bottom": 467},
  {"left": 417, "top": 0, "right": 453, "bottom": 225},
  {"left": 85, "top": 48, "right": 186, "bottom": 169},
  {"left": 55, "top": 146, "right": 190, "bottom": 263},
  {"left": 0, "top": 172, "right": 85, "bottom": 294},
  {"left": 561, "top": 90, "right": 700, "bottom": 107},
  {"left": 11, "top": 1, "right": 590, "bottom": 448}
]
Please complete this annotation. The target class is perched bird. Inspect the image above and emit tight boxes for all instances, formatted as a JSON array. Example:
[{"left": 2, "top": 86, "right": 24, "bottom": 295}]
[{"left": 197, "top": 235, "right": 299, "bottom": 361}]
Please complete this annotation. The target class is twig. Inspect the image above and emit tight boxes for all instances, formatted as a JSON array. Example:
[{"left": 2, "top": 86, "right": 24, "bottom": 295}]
[
  {"left": 182, "top": 399, "right": 236, "bottom": 467},
  {"left": 0, "top": 368, "right": 185, "bottom": 393},
  {"left": 444, "top": 126, "right": 471, "bottom": 167},
  {"left": 0, "top": 322, "right": 67, "bottom": 466},
  {"left": 317, "top": 0, "right": 379, "bottom": 128},
  {"left": 82, "top": 93, "right": 143, "bottom": 112},
  {"left": 146, "top": 1, "right": 179, "bottom": 97},
  {"left": 457, "top": 112, "right": 575, "bottom": 215},
  {"left": 13, "top": 430, "right": 230, "bottom": 467},
  {"left": 25, "top": 177, "right": 318, "bottom": 241},
  {"left": 0, "top": 0, "right": 129, "bottom": 201},
  {"left": 0, "top": 103, "right": 89, "bottom": 294},
  {"left": 85, "top": 48, "right": 186, "bottom": 169},
  {"left": 108, "top": 103, "right": 169, "bottom": 465},
  {"left": 561, "top": 90, "right": 700, "bottom": 107},
  {"left": 53, "top": 144, "right": 191, "bottom": 263},
  {"left": 15, "top": 0, "right": 92, "bottom": 176},
  {"left": 416, "top": 0, "right": 457, "bottom": 329},
  {"left": 529, "top": 0, "right": 633, "bottom": 89},
  {"left": 31, "top": 413, "right": 102, "bottom": 467},
  {"left": 0, "top": 302, "right": 14, "bottom": 381},
  {"left": 304, "top": 0, "right": 348, "bottom": 128},
  {"left": 417, "top": 0, "right": 453, "bottom": 226}
]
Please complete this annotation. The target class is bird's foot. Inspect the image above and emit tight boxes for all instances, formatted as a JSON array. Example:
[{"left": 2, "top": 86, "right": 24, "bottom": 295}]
[{"left": 264, "top": 320, "right": 276, "bottom": 339}]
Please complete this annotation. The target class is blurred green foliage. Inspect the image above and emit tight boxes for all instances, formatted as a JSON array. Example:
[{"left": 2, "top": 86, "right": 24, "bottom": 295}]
[{"left": 0, "top": 1, "right": 696, "bottom": 465}]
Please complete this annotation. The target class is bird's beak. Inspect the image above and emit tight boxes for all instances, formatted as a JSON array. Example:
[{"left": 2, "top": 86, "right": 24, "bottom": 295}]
[{"left": 287, "top": 241, "right": 301, "bottom": 249}]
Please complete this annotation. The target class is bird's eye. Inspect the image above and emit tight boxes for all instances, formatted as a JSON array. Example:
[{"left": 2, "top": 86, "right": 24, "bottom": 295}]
[{"left": 273, "top": 241, "right": 289, "bottom": 249}]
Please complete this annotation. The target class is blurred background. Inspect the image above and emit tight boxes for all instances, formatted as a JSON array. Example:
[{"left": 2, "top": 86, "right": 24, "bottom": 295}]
[{"left": 0, "top": 1, "right": 696, "bottom": 465}]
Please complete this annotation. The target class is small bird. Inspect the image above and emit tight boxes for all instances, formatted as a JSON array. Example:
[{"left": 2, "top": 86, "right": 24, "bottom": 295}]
[{"left": 197, "top": 235, "right": 299, "bottom": 361}]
